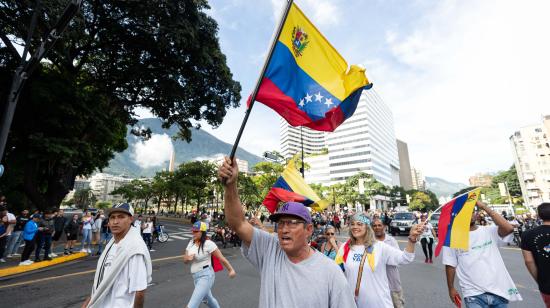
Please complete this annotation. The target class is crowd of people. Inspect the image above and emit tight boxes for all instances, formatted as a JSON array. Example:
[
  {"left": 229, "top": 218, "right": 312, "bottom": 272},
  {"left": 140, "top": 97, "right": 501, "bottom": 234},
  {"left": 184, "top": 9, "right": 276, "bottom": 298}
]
[
  {"left": 0, "top": 196, "right": 158, "bottom": 268},
  {"left": 216, "top": 157, "right": 550, "bottom": 308},
  {"left": 2, "top": 160, "right": 550, "bottom": 308}
]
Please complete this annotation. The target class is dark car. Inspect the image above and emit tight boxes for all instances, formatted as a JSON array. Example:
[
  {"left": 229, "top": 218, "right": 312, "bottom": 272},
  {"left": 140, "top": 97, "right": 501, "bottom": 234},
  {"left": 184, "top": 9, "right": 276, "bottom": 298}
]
[
  {"left": 390, "top": 212, "right": 417, "bottom": 236},
  {"left": 429, "top": 213, "right": 440, "bottom": 236}
]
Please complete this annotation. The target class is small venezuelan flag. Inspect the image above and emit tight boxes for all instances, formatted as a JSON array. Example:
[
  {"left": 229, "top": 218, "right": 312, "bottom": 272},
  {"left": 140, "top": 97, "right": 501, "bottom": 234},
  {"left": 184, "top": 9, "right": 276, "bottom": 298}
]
[
  {"left": 262, "top": 159, "right": 328, "bottom": 213},
  {"left": 434, "top": 188, "right": 481, "bottom": 257},
  {"left": 252, "top": 3, "right": 372, "bottom": 132}
]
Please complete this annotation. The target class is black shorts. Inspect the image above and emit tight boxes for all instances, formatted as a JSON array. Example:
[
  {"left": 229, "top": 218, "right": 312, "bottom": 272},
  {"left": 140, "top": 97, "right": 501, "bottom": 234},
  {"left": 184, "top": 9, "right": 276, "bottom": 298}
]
[
  {"left": 53, "top": 230, "right": 63, "bottom": 241},
  {"left": 66, "top": 233, "right": 77, "bottom": 241}
]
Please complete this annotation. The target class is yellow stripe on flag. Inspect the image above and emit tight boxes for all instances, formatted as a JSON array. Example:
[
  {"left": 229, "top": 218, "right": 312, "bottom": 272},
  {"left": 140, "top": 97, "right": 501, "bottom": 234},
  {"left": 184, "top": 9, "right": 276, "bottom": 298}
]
[
  {"left": 449, "top": 188, "right": 481, "bottom": 250},
  {"left": 278, "top": 4, "right": 369, "bottom": 101},
  {"left": 283, "top": 159, "right": 329, "bottom": 212}
]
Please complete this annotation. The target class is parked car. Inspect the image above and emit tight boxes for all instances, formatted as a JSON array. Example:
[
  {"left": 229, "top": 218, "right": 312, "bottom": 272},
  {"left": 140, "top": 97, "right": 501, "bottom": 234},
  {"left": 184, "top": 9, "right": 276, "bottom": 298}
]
[{"left": 390, "top": 212, "right": 417, "bottom": 236}]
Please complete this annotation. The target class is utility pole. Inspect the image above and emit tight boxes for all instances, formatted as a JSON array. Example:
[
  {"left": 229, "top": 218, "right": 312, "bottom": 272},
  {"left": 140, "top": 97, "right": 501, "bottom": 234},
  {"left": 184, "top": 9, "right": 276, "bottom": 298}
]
[{"left": 0, "top": 0, "right": 82, "bottom": 174}]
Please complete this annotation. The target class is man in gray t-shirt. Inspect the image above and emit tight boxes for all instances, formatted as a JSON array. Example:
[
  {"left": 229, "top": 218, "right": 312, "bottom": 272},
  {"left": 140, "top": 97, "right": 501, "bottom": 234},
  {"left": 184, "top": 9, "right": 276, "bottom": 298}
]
[{"left": 219, "top": 157, "right": 356, "bottom": 308}]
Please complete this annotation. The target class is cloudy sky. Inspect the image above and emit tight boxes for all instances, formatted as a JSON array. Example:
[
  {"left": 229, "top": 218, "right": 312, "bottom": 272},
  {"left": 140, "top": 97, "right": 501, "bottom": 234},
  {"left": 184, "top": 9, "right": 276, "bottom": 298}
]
[{"left": 139, "top": 0, "right": 550, "bottom": 184}]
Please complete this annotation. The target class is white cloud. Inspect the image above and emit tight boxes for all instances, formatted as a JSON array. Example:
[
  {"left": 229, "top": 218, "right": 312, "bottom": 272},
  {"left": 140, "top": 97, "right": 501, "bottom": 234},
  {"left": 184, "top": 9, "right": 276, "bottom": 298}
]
[
  {"left": 270, "top": 0, "right": 341, "bottom": 26},
  {"left": 368, "top": 0, "right": 550, "bottom": 182},
  {"left": 132, "top": 134, "right": 174, "bottom": 169}
]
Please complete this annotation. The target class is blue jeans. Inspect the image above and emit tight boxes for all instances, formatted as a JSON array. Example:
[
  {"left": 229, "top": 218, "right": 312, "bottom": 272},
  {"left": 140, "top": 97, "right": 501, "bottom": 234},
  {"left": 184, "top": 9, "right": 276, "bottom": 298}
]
[
  {"left": 35, "top": 233, "right": 52, "bottom": 259},
  {"left": 142, "top": 233, "right": 152, "bottom": 250},
  {"left": 187, "top": 267, "right": 220, "bottom": 308},
  {"left": 464, "top": 293, "right": 509, "bottom": 308},
  {"left": 6, "top": 231, "right": 23, "bottom": 255},
  {"left": 97, "top": 232, "right": 112, "bottom": 254},
  {"left": 81, "top": 228, "right": 92, "bottom": 248}
]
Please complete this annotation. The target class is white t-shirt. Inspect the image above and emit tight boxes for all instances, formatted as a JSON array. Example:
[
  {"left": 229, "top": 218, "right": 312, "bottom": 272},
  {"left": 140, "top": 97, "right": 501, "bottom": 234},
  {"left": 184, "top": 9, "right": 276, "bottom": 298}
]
[
  {"left": 186, "top": 239, "right": 217, "bottom": 274},
  {"left": 142, "top": 222, "right": 153, "bottom": 234},
  {"left": 442, "top": 225, "right": 522, "bottom": 301},
  {"left": 6, "top": 213, "right": 16, "bottom": 234},
  {"left": 134, "top": 220, "right": 142, "bottom": 230},
  {"left": 98, "top": 243, "right": 148, "bottom": 307},
  {"left": 420, "top": 222, "right": 434, "bottom": 239},
  {"left": 344, "top": 241, "right": 415, "bottom": 308}
]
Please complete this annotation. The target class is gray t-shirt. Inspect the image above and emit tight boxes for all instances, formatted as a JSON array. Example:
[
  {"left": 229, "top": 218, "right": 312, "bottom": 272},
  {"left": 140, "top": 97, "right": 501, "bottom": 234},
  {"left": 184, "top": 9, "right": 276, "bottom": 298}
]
[
  {"left": 242, "top": 228, "right": 356, "bottom": 308},
  {"left": 382, "top": 235, "right": 402, "bottom": 292}
]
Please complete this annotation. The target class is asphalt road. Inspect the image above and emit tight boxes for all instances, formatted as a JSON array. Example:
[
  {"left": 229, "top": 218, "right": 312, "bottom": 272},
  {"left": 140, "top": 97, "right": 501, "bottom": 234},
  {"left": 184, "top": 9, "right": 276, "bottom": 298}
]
[{"left": 0, "top": 219, "right": 545, "bottom": 308}]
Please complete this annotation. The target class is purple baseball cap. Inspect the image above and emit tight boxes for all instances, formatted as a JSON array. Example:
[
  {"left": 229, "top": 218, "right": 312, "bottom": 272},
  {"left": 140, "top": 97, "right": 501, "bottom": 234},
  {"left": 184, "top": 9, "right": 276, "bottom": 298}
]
[{"left": 269, "top": 202, "right": 312, "bottom": 224}]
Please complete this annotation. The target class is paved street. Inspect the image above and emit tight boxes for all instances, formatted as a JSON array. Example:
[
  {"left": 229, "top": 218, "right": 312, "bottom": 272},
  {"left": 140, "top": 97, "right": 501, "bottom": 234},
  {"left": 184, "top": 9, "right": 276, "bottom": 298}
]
[{"left": 0, "top": 218, "right": 545, "bottom": 308}]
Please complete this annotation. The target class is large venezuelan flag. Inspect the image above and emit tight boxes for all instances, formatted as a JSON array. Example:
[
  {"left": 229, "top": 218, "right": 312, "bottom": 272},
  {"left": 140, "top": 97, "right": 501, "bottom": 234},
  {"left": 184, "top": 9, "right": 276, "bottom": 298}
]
[
  {"left": 434, "top": 188, "right": 481, "bottom": 257},
  {"left": 263, "top": 159, "right": 329, "bottom": 213},
  {"left": 251, "top": 3, "right": 372, "bottom": 132}
]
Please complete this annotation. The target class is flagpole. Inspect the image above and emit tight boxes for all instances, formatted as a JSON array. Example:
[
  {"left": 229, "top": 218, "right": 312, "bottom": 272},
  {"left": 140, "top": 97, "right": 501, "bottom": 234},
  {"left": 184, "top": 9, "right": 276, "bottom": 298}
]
[
  {"left": 228, "top": 0, "right": 294, "bottom": 161},
  {"left": 300, "top": 126, "right": 305, "bottom": 178}
]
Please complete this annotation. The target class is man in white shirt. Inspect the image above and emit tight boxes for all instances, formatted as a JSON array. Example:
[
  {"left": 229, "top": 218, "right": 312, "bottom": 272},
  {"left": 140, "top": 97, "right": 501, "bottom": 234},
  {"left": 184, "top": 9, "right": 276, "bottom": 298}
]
[
  {"left": 443, "top": 201, "right": 522, "bottom": 307},
  {"left": 82, "top": 203, "right": 152, "bottom": 308},
  {"left": 372, "top": 218, "right": 404, "bottom": 308}
]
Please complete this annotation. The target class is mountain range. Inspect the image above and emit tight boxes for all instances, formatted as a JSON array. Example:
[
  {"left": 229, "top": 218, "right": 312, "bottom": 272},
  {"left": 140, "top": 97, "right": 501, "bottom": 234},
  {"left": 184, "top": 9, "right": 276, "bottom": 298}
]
[
  {"left": 425, "top": 176, "right": 468, "bottom": 198},
  {"left": 104, "top": 118, "right": 263, "bottom": 177},
  {"left": 103, "top": 118, "right": 467, "bottom": 198}
]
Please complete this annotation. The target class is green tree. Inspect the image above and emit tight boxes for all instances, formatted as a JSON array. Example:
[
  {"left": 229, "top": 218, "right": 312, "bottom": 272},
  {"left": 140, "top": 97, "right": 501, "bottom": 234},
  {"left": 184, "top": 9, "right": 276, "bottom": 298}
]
[
  {"left": 111, "top": 180, "right": 141, "bottom": 202},
  {"left": 0, "top": 0, "right": 241, "bottom": 211},
  {"left": 252, "top": 162, "right": 284, "bottom": 201},
  {"left": 238, "top": 173, "right": 261, "bottom": 209},
  {"left": 345, "top": 173, "right": 387, "bottom": 209},
  {"left": 184, "top": 161, "right": 217, "bottom": 213},
  {"left": 151, "top": 171, "right": 171, "bottom": 214},
  {"left": 95, "top": 201, "right": 111, "bottom": 210},
  {"left": 408, "top": 191, "right": 435, "bottom": 211},
  {"left": 73, "top": 188, "right": 95, "bottom": 209},
  {"left": 491, "top": 165, "right": 521, "bottom": 196}
]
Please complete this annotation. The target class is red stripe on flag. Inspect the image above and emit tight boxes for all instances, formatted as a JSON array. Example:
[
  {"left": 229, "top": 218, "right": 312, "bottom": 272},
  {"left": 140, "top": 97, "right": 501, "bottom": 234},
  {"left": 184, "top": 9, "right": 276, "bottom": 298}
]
[
  {"left": 249, "top": 78, "right": 313, "bottom": 126},
  {"left": 304, "top": 106, "right": 345, "bottom": 131},
  {"left": 435, "top": 199, "right": 456, "bottom": 257},
  {"left": 262, "top": 187, "right": 308, "bottom": 213}
]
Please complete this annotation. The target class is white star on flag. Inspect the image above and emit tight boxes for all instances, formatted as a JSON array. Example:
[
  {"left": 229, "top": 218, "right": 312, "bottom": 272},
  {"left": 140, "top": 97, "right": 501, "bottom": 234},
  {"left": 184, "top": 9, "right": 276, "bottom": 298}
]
[
  {"left": 299, "top": 99, "right": 305, "bottom": 107},
  {"left": 315, "top": 92, "right": 323, "bottom": 102},
  {"left": 305, "top": 93, "right": 312, "bottom": 103},
  {"left": 324, "top": 98, "right": 333, "bottom": 107}
]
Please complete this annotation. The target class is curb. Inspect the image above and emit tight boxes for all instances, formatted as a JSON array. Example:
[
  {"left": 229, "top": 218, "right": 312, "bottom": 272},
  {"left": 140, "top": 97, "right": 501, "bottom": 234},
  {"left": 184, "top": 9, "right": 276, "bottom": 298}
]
[{"left": 0, "top": 252, "right": 88, "bottom": 278}]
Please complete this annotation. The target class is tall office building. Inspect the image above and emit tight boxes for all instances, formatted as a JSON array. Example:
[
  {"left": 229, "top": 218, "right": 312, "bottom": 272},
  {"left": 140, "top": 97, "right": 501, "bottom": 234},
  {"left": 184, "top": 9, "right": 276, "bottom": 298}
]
[
  {"left": 510, "top": 115, "right": 550, "bottom": 207},
  {"left": 280, "top": 119, "right": 327, "bottom": 158},
  {"left": 411, "top": 167, "right": 426, "bottom": 191},
  {"left": 396, "top": 139, "right": 413, "bottom": 190},
  {"left": 89, "top": 173, "right": 133, "bottom": 203},
  {"left": 326, "top": 90, "right": 400, "bottom": 186}
]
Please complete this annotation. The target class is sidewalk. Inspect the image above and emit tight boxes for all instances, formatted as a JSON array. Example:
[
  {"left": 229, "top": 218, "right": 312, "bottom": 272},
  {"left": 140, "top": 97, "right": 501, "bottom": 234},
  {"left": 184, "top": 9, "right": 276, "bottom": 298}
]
[{"left": 0, "top": 242, "right": 93, "bottom": 278}]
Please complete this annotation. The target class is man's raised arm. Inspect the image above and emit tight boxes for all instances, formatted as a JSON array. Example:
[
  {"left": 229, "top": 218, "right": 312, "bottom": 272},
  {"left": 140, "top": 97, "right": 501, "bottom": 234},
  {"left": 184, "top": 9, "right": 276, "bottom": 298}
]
[{"left": 218, "top": 157, "right": 254, "bottom": 246}]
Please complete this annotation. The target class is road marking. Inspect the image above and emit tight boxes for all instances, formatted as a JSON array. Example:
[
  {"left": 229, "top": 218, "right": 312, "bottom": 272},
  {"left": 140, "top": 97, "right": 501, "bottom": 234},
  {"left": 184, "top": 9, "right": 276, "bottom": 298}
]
[
  {"left": 0, "top": 255, "right": 183, "bottom": 290},
  {"left": 171, "top": 235, "right": 189, "bottom": 240}
]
